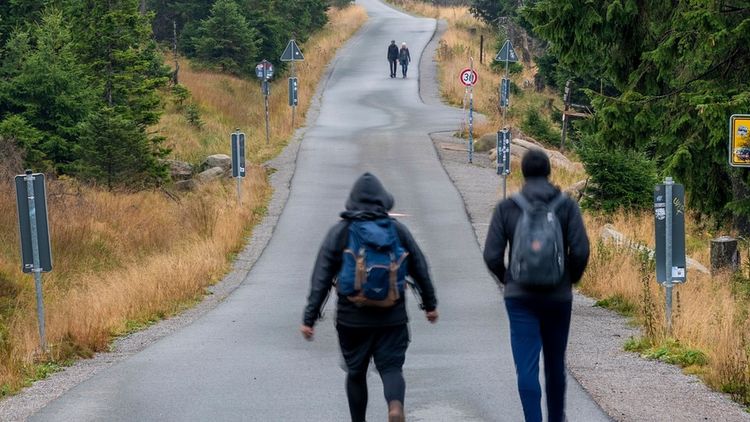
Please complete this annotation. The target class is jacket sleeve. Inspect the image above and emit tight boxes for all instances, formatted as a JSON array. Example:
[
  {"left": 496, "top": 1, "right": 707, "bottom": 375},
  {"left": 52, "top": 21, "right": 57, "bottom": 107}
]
[
  {"left": 394, "top": 221, "right": 437, "bottom": 312},
  {"left": 483, "top": 202, "right": 508, "bottom": 284},
  {"left": 564, "top": 199, "right": 590, "bottom": 284},
  {"left": 303, "top": 222, "right": 347, "bottom": 327}
]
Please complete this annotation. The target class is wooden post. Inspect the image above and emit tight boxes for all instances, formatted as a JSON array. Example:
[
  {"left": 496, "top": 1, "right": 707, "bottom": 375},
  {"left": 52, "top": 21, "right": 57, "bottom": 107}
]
[{"left": 710, "top": 236, "right": 740, "bottom": 275}]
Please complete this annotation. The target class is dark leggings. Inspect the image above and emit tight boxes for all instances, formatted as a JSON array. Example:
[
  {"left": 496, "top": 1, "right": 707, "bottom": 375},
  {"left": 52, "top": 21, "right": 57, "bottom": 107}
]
[
  {"left": 337, "top": 324, "right": 410, "bottom": 422},
  {"left": 346, "top": 369, "right": 405, "bottom": 422}
]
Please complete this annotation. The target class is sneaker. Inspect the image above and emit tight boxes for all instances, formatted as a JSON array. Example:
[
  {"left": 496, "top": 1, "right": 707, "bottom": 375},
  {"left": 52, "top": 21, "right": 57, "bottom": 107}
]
[{"left": 388, "top": 401, "right": 404, "bottom": 422}]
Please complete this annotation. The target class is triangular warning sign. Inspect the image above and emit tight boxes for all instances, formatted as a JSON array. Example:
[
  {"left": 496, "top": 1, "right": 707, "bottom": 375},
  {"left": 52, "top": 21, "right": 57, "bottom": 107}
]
[
  {"left": 280, "top": 40, "right": 304, "bottom": 62},
  {"left": 495, "top": 40, "right": 518, "bottom": 63}
]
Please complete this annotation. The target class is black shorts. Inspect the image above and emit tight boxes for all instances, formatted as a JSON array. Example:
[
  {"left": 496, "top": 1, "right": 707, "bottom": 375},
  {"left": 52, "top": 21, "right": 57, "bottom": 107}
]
[{"left": 337, "top": 324, "right": 410, "bottom": 374}]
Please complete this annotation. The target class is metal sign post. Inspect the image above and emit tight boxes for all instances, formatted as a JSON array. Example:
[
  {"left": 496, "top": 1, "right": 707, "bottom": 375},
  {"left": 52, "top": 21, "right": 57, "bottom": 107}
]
[
  {"left": 231, "top": 129, "right": 246, "bottom": 205},
  {"left": 14, "top": 171, "right": 52, "bottom": 352},
  {"left": 281, "top": 39, "right": 304, "bottom": 130},
  {"left": 459, "top": 63, "right": 478, "bottom": 163},
  {"left": 255, "top": 59, "right": 274, "bottom": 144},
  {"left": 654, "top": 177, "right": 686, "bottom": 333},
  {"left": 497, "top": 129, "right": 511, "bottom": 199},
  {"left": 495, "top": 39, "right": 518, "bottom": 192}
]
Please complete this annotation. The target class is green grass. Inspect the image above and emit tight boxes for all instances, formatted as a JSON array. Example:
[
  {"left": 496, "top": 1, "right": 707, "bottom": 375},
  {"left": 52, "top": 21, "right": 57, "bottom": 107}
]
[
  {"left": 625, "top": 337, "right": 708, "bottom": 369},
  {"left": 594, "top": 294, "right": 636, "bottom": 317}
]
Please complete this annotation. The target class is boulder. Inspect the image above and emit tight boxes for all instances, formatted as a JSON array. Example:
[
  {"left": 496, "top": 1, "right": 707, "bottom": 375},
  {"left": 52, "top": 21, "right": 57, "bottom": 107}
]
[
  {"left": 165, "top": 159, "right": 193, "bottom": 181},
  {"left": 599, "top": 224, "right": 709, "bottom": 275},
  {"left": 564, "top": 180, "right": 587, "bottom": 201},
  {"left": 202, "top": 154, "right": 231, "bottom": 172},
  {"left": 474, "top": 133, "right": 497, "bottom": 153},
  {"left": 196, "top": 167, "right": 225, "bottom": 183},
  {"left": 174, "top": 179, "right": 197, "bottom": 192},
  {"left": 489, "top": 137, "right": 583, "bottom": 173}
]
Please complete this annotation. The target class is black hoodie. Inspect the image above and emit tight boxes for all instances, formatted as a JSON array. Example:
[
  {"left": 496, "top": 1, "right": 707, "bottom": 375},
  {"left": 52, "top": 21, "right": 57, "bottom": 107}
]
[
  {"left": 483, "top": 177, "right": 590, "bottom": 300},
  {"left": 303, "top": 173, "right": 437, "bottom": 328}
]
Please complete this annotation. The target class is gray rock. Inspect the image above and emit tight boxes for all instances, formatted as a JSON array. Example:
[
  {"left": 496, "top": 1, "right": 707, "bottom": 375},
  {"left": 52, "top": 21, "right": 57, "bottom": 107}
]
[
  {"left": 474, "top": 133, "right": 497, "bottom": 153},
  {"left": 174, "top": 179, "right": 197, "bottom": 192},
  {"left": 196, "top": 167, "right": 225, "bottom": 183},
  {"left": 202, "top": 154, "right": 231, "bottom": 172},
  {"left": 165, "top": 160, "right": 193, "bottom": 181}
]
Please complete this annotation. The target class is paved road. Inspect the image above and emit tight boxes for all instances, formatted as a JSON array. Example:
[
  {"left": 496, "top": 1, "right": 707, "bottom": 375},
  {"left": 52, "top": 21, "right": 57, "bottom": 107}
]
[{"left": 31, "top": 1, "right": 609, "bottom": 421}]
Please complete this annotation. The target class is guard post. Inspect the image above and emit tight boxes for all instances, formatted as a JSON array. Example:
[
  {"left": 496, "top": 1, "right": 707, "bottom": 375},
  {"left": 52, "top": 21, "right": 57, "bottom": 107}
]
[
  {"left": 654, "top": 177, "right": 686, "bottom": 333},
  {"left": 497, "top": 129, "right": 511, "bottom": 199},
  {"left": 280, "top": 39, "right": 304, "bottom": 129},
  {"left": 495, "top": 39, "right": 518, "bottom": 195},
  {"left": 15, "top": 170, "right": 52, "bottom": 352},
  {"left": 231, "top": 129, "right": 246, "bottom": 205},
  {"left": 255, "top": 59, "right": 274, "bottom": 144}
]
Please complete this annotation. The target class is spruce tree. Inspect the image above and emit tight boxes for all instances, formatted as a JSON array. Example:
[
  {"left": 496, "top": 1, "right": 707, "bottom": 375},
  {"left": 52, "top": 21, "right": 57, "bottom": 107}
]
[
  {"left": 193, "top": 0, "right": 260, "bottom": 75},
  {"left": 70, "top": 0, "right": 170, "bottom": 188}
]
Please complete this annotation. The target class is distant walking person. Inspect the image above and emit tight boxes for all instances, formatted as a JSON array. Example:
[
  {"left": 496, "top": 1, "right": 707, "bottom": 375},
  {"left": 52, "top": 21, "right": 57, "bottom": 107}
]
[
  {"left": 387, "top": 40, "right": 399, "bottom": 78},
  {"left": 399, "top": 42, "right": 411, "bottom": 78},
  {"left": 483, "top": 150, "right": 590, "bottom": 422},
  {"left": 301, "top": 172, "right": 439, "bottom": 422}
]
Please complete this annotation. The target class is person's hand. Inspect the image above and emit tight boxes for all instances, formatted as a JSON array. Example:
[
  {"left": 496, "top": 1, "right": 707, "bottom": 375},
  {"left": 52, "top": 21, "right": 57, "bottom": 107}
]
[
  {"left": 425, "top": 310, "right": 439, "bottom": 324},
  {"left": 300, "top": 325, "right": 314, "bottom": 341}
]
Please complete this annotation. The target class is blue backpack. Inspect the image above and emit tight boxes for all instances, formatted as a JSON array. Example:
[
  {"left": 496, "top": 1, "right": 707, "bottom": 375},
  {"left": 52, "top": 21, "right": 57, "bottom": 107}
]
[{"left": 338, "top": 219, "right": 409, "bottom": 307}]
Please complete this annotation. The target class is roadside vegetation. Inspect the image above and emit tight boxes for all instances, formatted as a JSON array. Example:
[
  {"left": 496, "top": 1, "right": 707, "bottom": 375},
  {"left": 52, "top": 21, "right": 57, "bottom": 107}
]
[
  {"left": 0, "top": 2, "right": 366, "bottom": 396},
  {"left": 390, "top": 0, "right": 750, "bottom": 407}
]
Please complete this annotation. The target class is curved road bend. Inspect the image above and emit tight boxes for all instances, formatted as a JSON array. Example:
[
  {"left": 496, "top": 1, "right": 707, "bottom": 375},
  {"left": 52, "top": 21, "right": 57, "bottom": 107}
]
[{"left": 32, "top": 1, "right": 609, "bottom": 421}]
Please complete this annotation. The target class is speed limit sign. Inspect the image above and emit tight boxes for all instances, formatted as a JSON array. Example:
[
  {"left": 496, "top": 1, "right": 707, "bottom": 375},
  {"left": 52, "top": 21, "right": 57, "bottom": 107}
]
[{"left": 460, "top": 68, "right": 478, "bottom": 86}]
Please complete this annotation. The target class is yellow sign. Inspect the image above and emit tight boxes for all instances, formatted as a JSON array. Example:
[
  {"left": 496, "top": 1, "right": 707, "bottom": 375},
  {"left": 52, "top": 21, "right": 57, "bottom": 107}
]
[{"left": 730, "top": 114, "right": 750, "bottom": 166}]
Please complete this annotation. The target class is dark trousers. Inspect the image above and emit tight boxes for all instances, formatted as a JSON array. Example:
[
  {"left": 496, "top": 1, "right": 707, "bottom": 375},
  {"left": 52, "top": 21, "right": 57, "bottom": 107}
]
[
  {"left": 337, "top": 324, "right": 409, "bottom": 422},
  {"left": 504, "top": 297, "right": 572, "bottom": 422},
  {"left": 389, "top": 59, "right": 398, "bottom": 77},
  {"left": 400, "top": 62, "right": 408, "bottom": 77}
]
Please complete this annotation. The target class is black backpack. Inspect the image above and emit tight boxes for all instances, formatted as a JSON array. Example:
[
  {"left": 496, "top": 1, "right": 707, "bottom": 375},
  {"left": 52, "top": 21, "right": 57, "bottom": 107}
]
[{"left": 510, "top": 193, "right": 566, "bottom": 288}]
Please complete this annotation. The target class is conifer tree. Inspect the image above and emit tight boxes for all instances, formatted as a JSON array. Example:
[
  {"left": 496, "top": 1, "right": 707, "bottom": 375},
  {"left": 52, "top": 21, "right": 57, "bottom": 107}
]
[
  {"left": 70, "top": 0, "right": 170, "bottom": 187},
  {"left": 193, "top": 0, "right": 260, "bottom": 74}
]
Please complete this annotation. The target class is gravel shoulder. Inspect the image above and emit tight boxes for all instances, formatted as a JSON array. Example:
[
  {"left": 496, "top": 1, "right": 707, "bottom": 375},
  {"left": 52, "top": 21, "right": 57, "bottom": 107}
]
[{"left": 428, "top": 123, "right": 749, "bottom": 421}]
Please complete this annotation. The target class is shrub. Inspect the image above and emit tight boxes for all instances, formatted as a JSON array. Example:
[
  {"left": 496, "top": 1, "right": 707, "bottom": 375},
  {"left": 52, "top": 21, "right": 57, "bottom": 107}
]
[
  {"left": 520, "top": 108, "right": 557, "bottom": 146},
  {"left": 577, "top": 135, "right": 658, "bottom": 213}
]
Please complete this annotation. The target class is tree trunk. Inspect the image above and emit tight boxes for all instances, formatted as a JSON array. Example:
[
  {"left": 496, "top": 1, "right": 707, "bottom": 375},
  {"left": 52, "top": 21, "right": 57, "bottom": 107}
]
[{"left": 710, "top": 236, "right": 740, "bottom": 275}]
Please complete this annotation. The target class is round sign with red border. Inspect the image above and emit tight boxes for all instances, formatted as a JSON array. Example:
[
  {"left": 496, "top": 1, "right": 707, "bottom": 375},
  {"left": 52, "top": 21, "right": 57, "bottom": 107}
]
[{"left": 459, "top": 68, "right": 478, "bottom": 86}]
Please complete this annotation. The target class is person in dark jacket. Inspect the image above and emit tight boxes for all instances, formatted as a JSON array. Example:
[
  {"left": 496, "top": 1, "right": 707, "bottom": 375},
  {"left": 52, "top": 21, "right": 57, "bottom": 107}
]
[
  {"left": 398, "top": 42, "right": 411, "bottom": 78},
  {"left": 301, "top": 172, "right": 439, "bottom": 422},
  {"left": 387, "top": 40, "right": 399, "bottom": 78},
  {"left": 483, "top": 149, "right": 590, "bottom": 422}
]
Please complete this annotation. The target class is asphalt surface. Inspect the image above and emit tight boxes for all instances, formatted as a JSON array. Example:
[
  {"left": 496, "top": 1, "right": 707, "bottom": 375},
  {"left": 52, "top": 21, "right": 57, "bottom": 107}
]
[{"left": 30, "top": 1, "right": 610, "bottom": 420}]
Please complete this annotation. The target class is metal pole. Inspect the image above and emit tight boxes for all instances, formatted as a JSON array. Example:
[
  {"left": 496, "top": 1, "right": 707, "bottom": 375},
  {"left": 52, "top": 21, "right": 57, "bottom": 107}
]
[
  {"left": 25, "top": 171, "right": 47, "bottom": 352},
  {"left": 264, "top": 81, "right": 270, "bottom": 145},
  {"left": 500, "top": 40, "right": 510, "bottom": 199},
  {"left": 291, "top": 60, "right": 296, "bottom": 130},
  {"left": 235, "top": 130, "right": 242, "bottom": 205},
  {"left": 468, "top": 57, "right": 474, "bottom": 164},
  {"left": 665, "top": 176, "right": 674, "bottom": 334}
]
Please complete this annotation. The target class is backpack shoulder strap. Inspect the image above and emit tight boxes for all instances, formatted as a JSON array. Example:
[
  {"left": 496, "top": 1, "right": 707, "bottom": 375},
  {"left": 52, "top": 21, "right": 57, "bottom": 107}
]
[
  {"left": 510, "top": 193, "right": 532, "bottom": 212},
  {"left": 548, "top": 192, "right": 567, "bottom": 212}
]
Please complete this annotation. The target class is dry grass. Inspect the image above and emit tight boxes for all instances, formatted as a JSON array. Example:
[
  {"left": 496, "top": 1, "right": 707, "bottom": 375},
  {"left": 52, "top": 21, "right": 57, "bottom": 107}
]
[
  {"left": 582, "top": 211, "right": 750, "bottom": 405},
  {"left": 160, "top": 5, "right": 368, "bottom": 165},
  {"left": 0, "top": 5, "right": 367, "bottom": 394}
]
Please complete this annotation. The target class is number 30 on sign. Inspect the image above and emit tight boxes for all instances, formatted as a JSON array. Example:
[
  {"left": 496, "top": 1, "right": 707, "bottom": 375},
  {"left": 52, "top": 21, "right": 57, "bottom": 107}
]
[{"left": 460, "top": 68, "right": 478, "bottom": 87}]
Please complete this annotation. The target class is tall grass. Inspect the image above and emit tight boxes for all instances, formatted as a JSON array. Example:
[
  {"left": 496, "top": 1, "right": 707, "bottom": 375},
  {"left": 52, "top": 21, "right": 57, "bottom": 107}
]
[
  {"left": 161, "top": 5, "right": 369, "bottom": 165},
  {"left": 0, "top": 5, "right": 367, "bottom": 394},
  {"left": 582, "top": 211, "right": 750, "bottom": 406}
]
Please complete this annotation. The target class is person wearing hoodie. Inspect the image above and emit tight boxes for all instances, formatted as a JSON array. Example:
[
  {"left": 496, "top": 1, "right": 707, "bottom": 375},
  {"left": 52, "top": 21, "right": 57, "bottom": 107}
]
[
  {"left": 483, "top": 150, "right": 590, "bottom": 422},
  {"left": 301, "top": 173, "right": 438, "bottom": 422}
]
